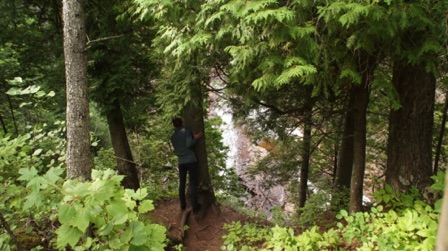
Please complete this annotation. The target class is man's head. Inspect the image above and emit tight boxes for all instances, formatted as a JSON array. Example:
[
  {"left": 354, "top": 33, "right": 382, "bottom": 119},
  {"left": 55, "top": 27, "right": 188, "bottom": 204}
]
[{"left": 172, "top": 117, "right": 183, "bottom": 128}]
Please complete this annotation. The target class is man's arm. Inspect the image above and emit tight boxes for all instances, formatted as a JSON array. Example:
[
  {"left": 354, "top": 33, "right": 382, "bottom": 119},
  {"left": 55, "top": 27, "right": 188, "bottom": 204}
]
[{"left": 185, "top": 130, "right": 202, "bottom": 148}]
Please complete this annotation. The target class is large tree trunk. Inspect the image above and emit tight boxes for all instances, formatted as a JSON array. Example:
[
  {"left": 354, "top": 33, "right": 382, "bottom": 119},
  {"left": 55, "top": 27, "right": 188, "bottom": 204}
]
[
  {"left": 107, "top": 98, "right": 140, "bottom": 190},
  {"left": 349, "top": 52, "right": 375, "bottom": 213},
  {"left": 183, "top": 82, "right": 220, "bottom": 219},
  {"left": 349, "top": 84, "right": 369, "bottom": 212},
  {"left": 386, "top": 62, "right": 435, "bottom": 193},
  {"left": 62, "top": 0, "right": 92, "bottom": 180},
  {"left": 332, "top": 90, "right": 355, "bottom": 208}
]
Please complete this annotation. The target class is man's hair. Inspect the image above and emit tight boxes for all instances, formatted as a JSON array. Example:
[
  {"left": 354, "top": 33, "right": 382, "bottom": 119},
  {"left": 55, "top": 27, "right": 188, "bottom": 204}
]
[{"left": 172, "top": 117, "right": 183, "bottom": 128}]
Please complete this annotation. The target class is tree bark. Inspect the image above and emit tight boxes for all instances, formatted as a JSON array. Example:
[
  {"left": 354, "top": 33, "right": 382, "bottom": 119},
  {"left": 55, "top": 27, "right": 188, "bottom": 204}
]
[
  {"left": 332, "top": 90, "right": 355, "bottom": 208},
  {"left": 62, "top": 0, "right": 92, "bottom": 180},
  {"left": 349, "top": 52, "right": 375, "bottom": 213},
  {"left": 297, "top": 104, "right": 312, "bottom": 209},
  {"left": 386, "top": 62, "right": 434, "bottom": 193},
  {"left": 349, "top": 84, "right": 369, "bottom": 213},
  {"left": 183, "top": 81, "right": 220, "bottom": 219},
  {"left": 107, "top": 98, "right": 140, "bottom": 190}
]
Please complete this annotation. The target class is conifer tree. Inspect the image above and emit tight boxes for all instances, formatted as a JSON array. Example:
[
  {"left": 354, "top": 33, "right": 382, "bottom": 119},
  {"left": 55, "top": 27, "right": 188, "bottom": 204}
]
[{"left": 62, "top": 0, "right": 92, "bottom": 180}]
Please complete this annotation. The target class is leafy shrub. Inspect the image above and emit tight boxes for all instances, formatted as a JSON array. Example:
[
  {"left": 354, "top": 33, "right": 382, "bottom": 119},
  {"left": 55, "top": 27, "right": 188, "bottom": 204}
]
[
  {"left": 221, "top": 181, "right": 441, "bottom": 251},
  {"left": 0, "top": 129, "right": 167, "bottom": 250},
  {"left": 1, "top": 166, "right": 167, "bottom": 251},
  {"left": 221, "top": 221, "right": 270, "bottom": 251}
]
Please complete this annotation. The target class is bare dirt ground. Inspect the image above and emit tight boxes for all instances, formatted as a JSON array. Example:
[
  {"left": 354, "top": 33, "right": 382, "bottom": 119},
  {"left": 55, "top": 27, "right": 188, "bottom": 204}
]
[{"left": 148, "top": 197, "right": 261, "bottom": 251}]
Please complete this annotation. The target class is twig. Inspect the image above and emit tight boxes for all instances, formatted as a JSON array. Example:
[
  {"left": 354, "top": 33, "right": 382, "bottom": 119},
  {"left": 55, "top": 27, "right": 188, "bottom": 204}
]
[
  {"left": 0, "top": 211, "right": 21, "bottom": 250},
  {"left": 86, "top": 34, "right": 125, "bottom": 45}
]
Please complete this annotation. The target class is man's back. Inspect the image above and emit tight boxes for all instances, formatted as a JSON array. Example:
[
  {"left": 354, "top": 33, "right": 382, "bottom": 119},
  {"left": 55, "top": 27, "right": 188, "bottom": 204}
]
[{"left": 170, "top": 127, "right": 197, "bottom": 164}]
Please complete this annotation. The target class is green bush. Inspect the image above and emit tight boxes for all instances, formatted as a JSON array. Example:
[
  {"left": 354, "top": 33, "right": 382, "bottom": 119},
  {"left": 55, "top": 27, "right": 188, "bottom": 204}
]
[{"left": 221, "top": 180, "right": 442, "bottom": 251}]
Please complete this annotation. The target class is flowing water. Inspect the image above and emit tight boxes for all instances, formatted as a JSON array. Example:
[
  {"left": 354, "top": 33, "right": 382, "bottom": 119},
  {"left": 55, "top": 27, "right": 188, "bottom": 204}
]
[{"left": 209, "top": 94, "right": 294, "bottom": 219}]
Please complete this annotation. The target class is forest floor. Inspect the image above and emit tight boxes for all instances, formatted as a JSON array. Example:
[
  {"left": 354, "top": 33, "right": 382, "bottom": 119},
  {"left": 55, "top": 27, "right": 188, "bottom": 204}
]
[{"left": 148, "top": 197, "right": 268, "bottom": 251}]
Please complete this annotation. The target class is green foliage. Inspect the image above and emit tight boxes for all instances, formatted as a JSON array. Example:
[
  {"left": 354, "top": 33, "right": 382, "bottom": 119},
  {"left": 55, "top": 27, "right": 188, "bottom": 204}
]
[
  {"left": 0, "top": 116, "right": 166, "bottom": 250},
  {"left": 297, "top": 191, "right": 332, "bottom": 227},
  {"left": 0, "top": 127, "right": 67, "bottom": 250},
  {"left": 5, "top": 167, "right": 167, "bottom": 251},
  {"left": 221, "top": 221, "right": 270, "bottom": 251},
  {"left": 54, "top": 169, "right": 167, "bottom": 250},
  {"left": 335, "top": 204, "right": 437, "bottom": 251},
  {"left": 373, "top": 184, "right": 421, "bottom": 210},
  {"left": 222, "top": 190, "right": 439, "bottom": 251}
]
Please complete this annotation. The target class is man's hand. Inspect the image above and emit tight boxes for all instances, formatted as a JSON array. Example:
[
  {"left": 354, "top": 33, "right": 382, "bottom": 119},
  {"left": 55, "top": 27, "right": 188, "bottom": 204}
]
[{"left": 194, "top": 132, "right": 203, "bottom": 139}]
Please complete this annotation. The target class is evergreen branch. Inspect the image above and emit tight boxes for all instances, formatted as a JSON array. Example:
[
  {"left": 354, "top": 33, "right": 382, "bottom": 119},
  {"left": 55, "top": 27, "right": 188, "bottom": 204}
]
[
  {"left": 251, "top": 97, "right": 307, "bottom": 116},
  {"left": 86, "top": 34, "right": 125, "bottom": 45}
]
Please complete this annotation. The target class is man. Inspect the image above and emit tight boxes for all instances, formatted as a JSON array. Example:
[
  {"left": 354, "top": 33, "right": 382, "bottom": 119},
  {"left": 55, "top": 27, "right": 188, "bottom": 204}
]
[{"left": 170, "top": 117, "right": 202, "bottom": 214}]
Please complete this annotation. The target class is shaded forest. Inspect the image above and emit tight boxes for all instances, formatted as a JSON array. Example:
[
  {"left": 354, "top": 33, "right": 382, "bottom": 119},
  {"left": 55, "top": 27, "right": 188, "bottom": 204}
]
[{"left": 1, "top": 0, "right": 448, "bottom": 250}]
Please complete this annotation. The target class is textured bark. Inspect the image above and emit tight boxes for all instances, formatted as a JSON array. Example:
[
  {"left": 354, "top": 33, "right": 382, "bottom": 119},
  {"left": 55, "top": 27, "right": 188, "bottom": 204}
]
[
  {"left": 334, "top": 91, "right": 355, "bottom": 189},
  {"left": 183, "top": 82, "right": 220, "bottom": 219},
  {"left": 349, "top": 52, "right": 375, "bottom": 213},
  {"left": 107, "top": 99, "right": 140, "bottom": 190},
  {"left": 386, "top": 63, "right": 434, "bottom": 193},
  {"left": 349, "top": 84, "right": 369, "bottom": 213},
  {"left": 332, "top": 90, "right": 355, "bottom": 208},
  {"left": 297, "top": 105, "right": 312, "bottom": 209},
  {"left": 62, "top": 0, "right": 92, "bottom": 180}
]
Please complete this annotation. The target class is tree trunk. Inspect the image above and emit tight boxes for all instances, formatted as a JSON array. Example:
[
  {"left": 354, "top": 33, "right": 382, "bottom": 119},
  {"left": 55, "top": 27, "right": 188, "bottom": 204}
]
[
  {"left": 349, "top": 84, "right": 369, "bottom": 213},
  {"left": 297, "top": 105, "right": 312, "bottom": 209},
  {"left": 332, "top": 90, "right": 355, "bottom": 208},
  {"left": 349, "top": 52, "right": 375, "bottom": 213},
  {"left": 0, "top": 113, "right": 7, "bottom": 135},
  {"left": 62, "top": 0, "right": 92, "bottom": 180},
  {"left": 386, "top": 62, "right": 434, "bottom": 193},
  {"left": 436, "top": 169, "right": 448, "bottom": 251},
  {"left": 107, "top": 98, "right": 140, "bottom": 190},
  {"left": 183, "top": 82, "right": 220, "bottom": 218}
]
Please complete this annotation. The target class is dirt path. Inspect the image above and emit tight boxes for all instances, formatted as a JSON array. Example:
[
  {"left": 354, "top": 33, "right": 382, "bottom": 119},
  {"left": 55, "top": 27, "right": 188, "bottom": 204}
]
[{"left": 148, "top": 198, "right": 255, "bottom": 251}]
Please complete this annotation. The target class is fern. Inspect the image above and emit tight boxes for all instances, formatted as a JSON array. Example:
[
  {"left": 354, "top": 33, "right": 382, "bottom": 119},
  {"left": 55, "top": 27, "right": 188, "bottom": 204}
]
[
  {"left": 288, "top": 24, "right": 317, "bottom": 40},
  {"left": 252, "top": 73, "right": 276, "bottom": 91},
  {"left": 339, "top": 3, "right": 370, "bottom": 28},
  {"left": 245, "top": 7, "right": 295, "bottom": 24},
  {"left": 275, "top": 65, "right": 317, "bottom": 86}
]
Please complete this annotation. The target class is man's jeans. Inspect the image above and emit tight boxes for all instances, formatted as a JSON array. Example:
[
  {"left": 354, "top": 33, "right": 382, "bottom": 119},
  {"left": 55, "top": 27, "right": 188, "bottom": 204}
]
[{"left": 178, "top": 162, "right": 199, "bottom": 210}]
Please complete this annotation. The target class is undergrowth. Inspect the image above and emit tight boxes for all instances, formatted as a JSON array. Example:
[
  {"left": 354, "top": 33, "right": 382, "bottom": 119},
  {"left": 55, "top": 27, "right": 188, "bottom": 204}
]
[{"left": 221, "top": 174, "right": 443, "bottom": 251}]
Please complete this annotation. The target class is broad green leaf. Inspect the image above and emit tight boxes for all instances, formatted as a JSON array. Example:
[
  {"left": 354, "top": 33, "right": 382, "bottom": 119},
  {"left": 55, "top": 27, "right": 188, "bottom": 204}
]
[
  {"left": 98, "top": 222, "right": 114, "bottom": 236},
  {"left": 43, "top": 167, "right": 64, "bottom": 185},
  {"left": 47, "top": 90, "right": 55, "bottom": 97},
  {"left": 18, "top": 167, "right": 39, "bottom": 181},
  {"left": 35, "top": 90, "right": 46, "bottom": 97},
  {"left": 24, "top": 190, "right": 43, "bottom": 209},
  {"left": 6, "top": 87, "right": 21, "bottom": 95},
  {"left": 147, "top": 224, "right": 167, "bottom": 244},
  {"left": 138, "top": 200, "right": 155, "bottom": 214},
  {"left": 21, "top": 85, "right": 40, "bottom": 94},
  {"left": 58, "top": 203, "right": 77, "bottom": 224},
  {"left": 73, "top": 206, "right": 90, "bottom": 232},
  {"left": 32, "top": 148, "right": 43, "bottom": 156},
  {"left": 56, "top": 224, "right": 83, "bottom": 248},
  {"left": 106, "top": 199, "right": 129, "bottom": 219},
  {"left": 111, "top": 213, "right": 128, "bottom": 225}
]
